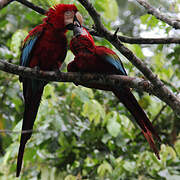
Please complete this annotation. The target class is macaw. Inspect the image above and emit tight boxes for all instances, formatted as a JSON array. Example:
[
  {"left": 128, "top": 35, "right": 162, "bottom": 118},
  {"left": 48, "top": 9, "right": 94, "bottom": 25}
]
[
  {"left": 17, "top": 4, "right": 82, "bottom": 177},
  {"left": 67, "top": 24, "right": 161, "bottom": 159}
]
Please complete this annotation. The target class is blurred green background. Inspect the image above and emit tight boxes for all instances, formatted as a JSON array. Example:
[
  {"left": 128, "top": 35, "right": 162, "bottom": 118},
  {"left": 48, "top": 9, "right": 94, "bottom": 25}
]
[{"left": 0, "top": 0, "right": 180, "bottom": 179}]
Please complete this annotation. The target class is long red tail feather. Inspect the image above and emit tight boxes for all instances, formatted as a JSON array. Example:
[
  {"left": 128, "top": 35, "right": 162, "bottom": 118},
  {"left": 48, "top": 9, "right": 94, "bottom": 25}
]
[
  {"left": 142, "top": 129, "right": 160, "bottom": 159},
  {"left": 113, "top": 88, "right": 160, "bottom": 159}
]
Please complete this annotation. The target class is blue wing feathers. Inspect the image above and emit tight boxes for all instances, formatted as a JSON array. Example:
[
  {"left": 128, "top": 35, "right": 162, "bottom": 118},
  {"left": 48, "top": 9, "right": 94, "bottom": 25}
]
[
  {"left": 19, "top": 32, "right": 46, "bottom": 92},
  {"left": 104, "top": 55, "right": 127, "bottom": 75},
  {"left": 20, "top": 36, "right": 38, "bottom": 67}
]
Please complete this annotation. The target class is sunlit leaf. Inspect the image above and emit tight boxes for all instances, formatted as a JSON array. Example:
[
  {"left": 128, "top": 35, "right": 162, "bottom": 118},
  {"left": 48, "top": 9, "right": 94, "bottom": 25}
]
[
  {"left": 104, "top": 0, "right": 118, "bottom": 21},
  {"left": 82, "top": 99, "right": 105, "bottom": 125},
  {"left": 174, "top": 138, "right": 180, "bottom": 157},
  {"left": 97, "top": 161, "right": 113, "bottom": 177},
  {"left": 65, "top": 175, "right": 76, "bottom": 180},
  {"left": 10, "top": 29, "right": 28, "bottom": 57},
  {"left": 160, "top": 144, "right": 177, "bottom": 166},
  {"left": 106, "top": 112, "right": 121, "bottom": 137}
]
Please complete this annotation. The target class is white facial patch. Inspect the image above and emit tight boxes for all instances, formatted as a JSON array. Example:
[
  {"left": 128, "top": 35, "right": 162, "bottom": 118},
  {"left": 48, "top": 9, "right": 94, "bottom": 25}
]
[{"left": 64, "top": 11, "right": 75, "bottom": 26}]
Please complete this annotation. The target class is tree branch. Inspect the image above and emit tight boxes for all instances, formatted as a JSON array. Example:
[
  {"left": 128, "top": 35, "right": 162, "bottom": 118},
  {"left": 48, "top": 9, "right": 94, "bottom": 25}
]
[
  {"left": 16, "top": 0, "right": 46, "bottom": 14},
  {"left": 152, "top": 105, "right": 167, "bottom": 123},
  {"left": 0, "top": 59, "right": 153, "bottom": 92},
  {"left": 1, "top": 0, "right": 180, "bottom": 114},
  {"left": 118, "top": 36, "right": 180, "bottom": 44},
  {"left": 77, "top": 0, "right": 180, "bottom": 114},
  {"left": 89, "top": 28, "right": 180, "bottom": 44},
  {"left": 1, "top": 1, "right": 180, "bottom": 44},
  {"left": 0, "top": 0, "right": 46, "bottom": 14},
  {"left": 1, "top": 59, "right": 180, "bottom": 114},
  {"left": 136, "top": 0, "right": 180, "bottom": 29}
]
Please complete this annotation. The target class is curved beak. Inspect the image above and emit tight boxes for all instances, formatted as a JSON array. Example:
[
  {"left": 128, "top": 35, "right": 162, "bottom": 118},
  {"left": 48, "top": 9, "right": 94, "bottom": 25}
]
[
  {"left": 65, "top": 11, "right": 83, "bottom": 30},
  {"left": 74, "top": 12, "right": 83, "bottom": 26}
]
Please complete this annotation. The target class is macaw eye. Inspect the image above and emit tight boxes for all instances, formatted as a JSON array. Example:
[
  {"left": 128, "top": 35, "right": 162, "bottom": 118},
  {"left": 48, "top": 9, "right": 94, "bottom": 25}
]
[
  {"left": 64, "top": 11, "right": 75, "bottom": 26},
  {"left": 64, "top": 11, "right": 73, "bottom": 16}
]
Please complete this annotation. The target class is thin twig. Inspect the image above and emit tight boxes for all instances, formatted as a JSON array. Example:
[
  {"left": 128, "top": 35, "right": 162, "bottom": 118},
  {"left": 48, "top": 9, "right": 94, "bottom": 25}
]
[
  {"left": 136, "top": 0, "right": 180, "bottom": 29},
  {"left": 152, "top": 105, "right": 167, "bottom": 123}
]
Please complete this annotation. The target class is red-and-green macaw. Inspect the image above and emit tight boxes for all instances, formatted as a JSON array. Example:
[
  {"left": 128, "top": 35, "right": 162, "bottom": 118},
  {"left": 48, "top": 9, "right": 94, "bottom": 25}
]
[
  {"left": 67, "top": 24, "right": 161, "bottom": 159},
  {"left": 17, "top": 4, "right": 82, "bottom": 177}
]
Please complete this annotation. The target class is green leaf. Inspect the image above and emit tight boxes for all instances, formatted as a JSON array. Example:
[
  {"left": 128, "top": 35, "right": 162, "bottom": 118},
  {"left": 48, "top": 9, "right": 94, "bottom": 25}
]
[
  {"left": 141, "top": 14, "right": 159, "bottom": 29},
  {"left": 10, "top": 29, "right": 28, "bottom": 57},
  {"left": 71, "top": 87, "right": 94, "bottom": 103},
  {"left": 174, "top": 138, "right": 180, "bottom": 157},
  {"left": 158, "top": 169, "right": 180, "bottom": 180},
  {"left": 94, "top": 0, "right": 106, "bottom": 12},
  {"left": 160, "top": 144, "right": 177, "bottom": 166},
  {"left": 43, "top": 84, "right": 55, "bottom": 99},
  {"left": 82, "top": 99, "right": 105, "bottom": 125},
  {"left": 141, "top": 14, "right": 151, "bottom": 24},
  {"left": 106, "top": 112, "right": 121, "bottom": 137},
  {"left": 0, "top": 20, "right": 8, "bottom": 28},
  {"left": 94, "top": 0, "right": 118, "bottom": 21},
  {"left": 102, "top": 133, "right": 112, "bottom": 143},
  {"left": 84, "top": 157, "right": 97, "bottom": 167},
  {"left": 104, "top": 0, "right": 118, "bottom": 21},
  {"left": 147, "top": 16, "right": 159, "bottom": 28},
  {"left": 65, "top": 175, "right": 76, "bottom": 180},
  {"left": 123, "top": 161, "right": 136, "bottom": 173},
  {"left": 58, "top": 133, "right": 70, "bottom": 149},
  {"left": 97, "top": 161, "right": 113, "bottom": 177}
]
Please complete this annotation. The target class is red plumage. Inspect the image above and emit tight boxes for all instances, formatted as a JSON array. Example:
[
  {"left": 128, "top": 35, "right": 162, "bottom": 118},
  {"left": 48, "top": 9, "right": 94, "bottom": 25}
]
[
  {"left": 23, "top": 4, "right": 77, "bottom": 70},
  {"left": 17, "top": 4, "right": 78, "bottom": 177},
  {"left": 68, "top": 27, "right": 160, "bottom": 159}
]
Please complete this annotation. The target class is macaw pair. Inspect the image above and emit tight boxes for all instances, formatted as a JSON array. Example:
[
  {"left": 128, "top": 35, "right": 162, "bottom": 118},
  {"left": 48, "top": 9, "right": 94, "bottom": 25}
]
[{"left": 17, "top": 3, "right": 160, "bottom": 177}]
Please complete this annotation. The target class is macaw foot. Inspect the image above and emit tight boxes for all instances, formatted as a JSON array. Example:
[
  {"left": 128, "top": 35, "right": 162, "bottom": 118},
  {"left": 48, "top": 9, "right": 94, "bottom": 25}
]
[
  {"left": 53, "top": 66, "right": 63, "bottom": 80},
  {"left": 53, "top": 66, "right": 61, "bottom": 73},
  {"left": 33, "top": 66, "right": 48, "bottom": 85},
  {"left": 34, "top": 65, "right": 40, "bottom": 72}
]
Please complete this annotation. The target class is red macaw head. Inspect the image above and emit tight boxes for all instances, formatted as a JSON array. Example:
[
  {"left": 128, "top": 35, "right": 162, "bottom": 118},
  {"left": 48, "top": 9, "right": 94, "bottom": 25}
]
[
  {"left": 70, "top": 27, "right": 95, "bottom": 56},
  {"left": 44, "top": 4, "right": 82, "bottom": 30}
]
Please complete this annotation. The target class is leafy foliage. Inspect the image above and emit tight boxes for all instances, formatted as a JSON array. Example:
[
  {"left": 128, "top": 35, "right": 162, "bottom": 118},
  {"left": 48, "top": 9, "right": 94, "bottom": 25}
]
[{"left": 0, "top": 0, "right": 180, "bottom": 179}]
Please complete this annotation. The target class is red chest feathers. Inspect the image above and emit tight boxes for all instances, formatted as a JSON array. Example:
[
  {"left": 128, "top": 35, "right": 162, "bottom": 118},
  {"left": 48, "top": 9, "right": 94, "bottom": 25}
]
[{"left": 30, "top": 29, "right": 67, "bottom": 70}]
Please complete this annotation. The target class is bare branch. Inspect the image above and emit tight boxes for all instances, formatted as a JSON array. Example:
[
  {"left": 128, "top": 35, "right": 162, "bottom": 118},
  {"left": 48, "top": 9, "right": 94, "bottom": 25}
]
[
  {"left": 136, "top": 0, "right": 180, "bottom": 29},
  {"left": 0, "top": 59, "right": 180, "bottom": 114},
  {"left": 152, "top": 105, "right": 167, "bottom": 123}
]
